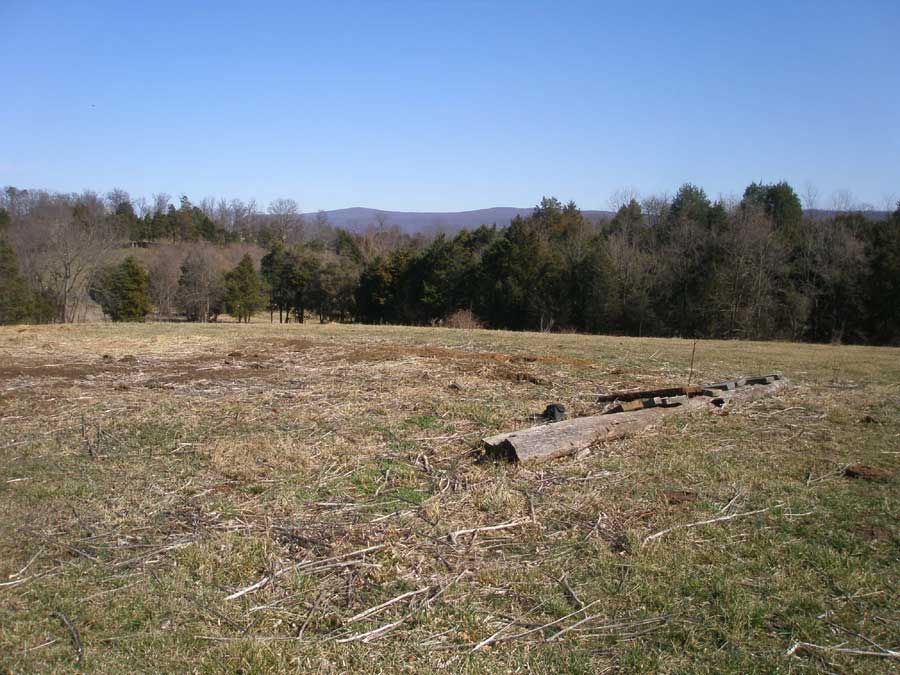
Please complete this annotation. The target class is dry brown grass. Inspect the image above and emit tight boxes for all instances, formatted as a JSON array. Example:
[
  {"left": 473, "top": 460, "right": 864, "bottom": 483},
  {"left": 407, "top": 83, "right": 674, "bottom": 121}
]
[{"left": 0, "top": 322, "right": 897, "bottom": 673}]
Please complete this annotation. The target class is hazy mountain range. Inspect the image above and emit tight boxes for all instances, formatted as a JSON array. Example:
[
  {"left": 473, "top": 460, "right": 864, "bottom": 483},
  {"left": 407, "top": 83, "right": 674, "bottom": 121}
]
[
  {"left": 302, "top": 207, "right": 615, "bottom": 233},
  {"left": 303, "top": 206, "right": 890, "bottom": 234}
]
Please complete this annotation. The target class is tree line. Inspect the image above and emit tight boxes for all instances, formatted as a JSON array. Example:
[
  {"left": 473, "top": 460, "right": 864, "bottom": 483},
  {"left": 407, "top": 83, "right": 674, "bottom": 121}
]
[{"left": 1, "top": 183, "right": 898, "bottom": 345}]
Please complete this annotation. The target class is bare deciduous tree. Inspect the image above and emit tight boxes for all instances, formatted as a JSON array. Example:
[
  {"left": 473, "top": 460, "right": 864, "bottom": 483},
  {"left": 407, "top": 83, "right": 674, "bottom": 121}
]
[
  {"left": 133, "top": 196, "right": 150, "bottom": 219},
  {"left": 106, "top": 188, "right": 132, "bottom": 211},
  {"left": 152, "top": 193, "right": 171, "bottom": 215},
  {"left": 8, "top": 190, "right": 117, "bottom": 322},
  {"left": 146, "top": 245, "right": 184, "bottom": 318},
  {"left": 830, "top": 189, "right": 854, "bottom": 212},
  {"left": 641, "top": 193, "right": 670, "bottom": 228},
  {"left": 268, "top": 198, "right": 303, "bottom": 243},
  {"left": 606, "top": 229, "right": 655, "bottom": 335},
  {"left": 607, "top": 187, "right": 640, "bottom": 212},
  {"left": 176, "top": 244, "right": 225, "bottom": 322},
  {"left": 802, "top": 182, "right": 819, "bottom": 211},
  {"left": 307, "top": 210, "right": 334, "bottom": 244},
  {"left": 710, "top": 203, "right": 787, "bottom": 339}
]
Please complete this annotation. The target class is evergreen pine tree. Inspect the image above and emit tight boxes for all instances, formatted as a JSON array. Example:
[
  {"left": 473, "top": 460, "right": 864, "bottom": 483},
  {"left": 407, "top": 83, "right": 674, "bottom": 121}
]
[
  {"left": 116, "top": 256, "right": 152, "bottom": 321},
  {"left": 223, "top": 254, "right": 264, "bottom": 322},
  {"left": 0, "top": 238, "right": 36, "bottom": 324},
  {"left": 90, "top": 256, "right": 151, "bottom": 322}
]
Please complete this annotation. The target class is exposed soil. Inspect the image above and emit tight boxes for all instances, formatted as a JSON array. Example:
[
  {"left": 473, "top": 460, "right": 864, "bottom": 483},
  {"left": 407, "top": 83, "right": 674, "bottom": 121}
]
[
  {"left": 859, "top": 524, "right": 894, "bottom": 542},
  {"left": 843, "top": 464, "right": 892, "bottom": 482},
  {"left": 0, "top": 363, "right": 125, "bottom": 380},
  {"left": 340, "top": 343, "right": 592, "bottom": 368},
  {"left": 663, "top": 489, "right": 698, "bottom": 505}
]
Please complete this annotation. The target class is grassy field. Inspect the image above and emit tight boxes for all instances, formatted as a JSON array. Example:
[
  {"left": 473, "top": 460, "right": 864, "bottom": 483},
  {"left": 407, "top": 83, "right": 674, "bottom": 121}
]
[{"left": 1, "top": 322, "right": 897, "bottom": 673}]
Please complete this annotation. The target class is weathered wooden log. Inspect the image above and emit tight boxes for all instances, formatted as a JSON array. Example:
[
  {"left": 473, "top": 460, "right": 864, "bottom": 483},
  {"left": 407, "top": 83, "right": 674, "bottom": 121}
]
[
  {"left": 597, "top": 384, "right": 705, "bottom": 403},
  {"left": 602, "top": 396, "right": 684, "bottom": 414},
  {"left": 703, "top": 374, "right": 781, "bottom": 392},
  {"left": 484, "top": 396, "right": 707, "bottom": 462},
  {"left": 484, "top": 380, "right": 785, "bottom": 463}
]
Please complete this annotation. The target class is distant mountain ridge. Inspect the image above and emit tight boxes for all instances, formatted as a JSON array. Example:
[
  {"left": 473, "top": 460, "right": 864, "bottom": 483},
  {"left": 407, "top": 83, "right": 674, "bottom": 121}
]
[
  {"left": 302, "top": 206, "right": 891, "bottom": 234},
  {"left": 302, "top": 207, "right": 615, "bottom": 233},
  {"left": 804, "top": 209, "right": 889, "bottom": 221}
]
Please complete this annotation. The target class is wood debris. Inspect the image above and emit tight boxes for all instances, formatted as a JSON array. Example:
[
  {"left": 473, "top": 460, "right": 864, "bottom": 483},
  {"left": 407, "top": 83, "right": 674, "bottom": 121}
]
[
  {"left": 484, "top": 376, "right": 786, "bottom": 463},
  {"left": 597, "top": 384, "right": 706, "bottom": 402}
]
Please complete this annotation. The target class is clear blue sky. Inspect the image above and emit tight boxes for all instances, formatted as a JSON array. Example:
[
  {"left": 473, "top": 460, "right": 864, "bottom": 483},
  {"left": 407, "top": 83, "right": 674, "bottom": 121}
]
[{"left": 2, "top": 0, "right": 898, "bottom": 211}]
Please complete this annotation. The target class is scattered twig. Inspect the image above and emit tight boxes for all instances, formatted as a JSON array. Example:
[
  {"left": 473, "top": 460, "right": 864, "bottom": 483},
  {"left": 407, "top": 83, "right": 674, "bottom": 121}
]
[
  {"left": 687, "top": 340, "right": 697, "bottom": 386},
  {"left": 12, "top": 547, "right": 45, "bottom": 579},
  {"left": 297, "top": 586, "right": 329, "bottom": 639},
  {"left": 500, "top": 600, "right": 602, "bottom": 642},
  {"left": 226, "top": 544, "right": 385, "bottom": 600},
  {"left": 787, "top": 641, "right": 899, "bottom": 659},
  {"left": 717, "top": 492, "right": 742, "bottom": 515},
  {"left": 643, "top": 506, "right": 778, "bottom": 545},
  {"left": 425, "top": 570, "right": 469, "bottom": 607},
  {"left": 54, "top": 610, "right": 83, "bottom": 664},
  {"left": 225, "top": 575, "right": 272, "bottom": 601},
  {"left": 346, "top": 587, "right": 429, "bottom": 624},
  {"left": 559, "top": 575, "right": 584, "bottom": 610},
  {"left": 548, "top": 614, "right": 669, "bottom": 641},
  {"left": 824, "top": 620, "right": 897, "bottom": 655},
  {"left": 547, "top": 612, "right": 604, "bottom": 641},
  {"left": 527, "top": 492, "right": 538, "bottom": 525},
  {"left": 471, "top": 601, "right": 546, "bottom": 652},
  {"left": 448, "top": 519, "right": 528, "bottom": 545},
  {"left": 806, "top": 467, "right": 845, "bottom": 485},
  {"left": 335, "top": 618, "right": 405, "bottom": 643},
  {"left": 24, "top": 638, "right": 58, "bottom": 652}
]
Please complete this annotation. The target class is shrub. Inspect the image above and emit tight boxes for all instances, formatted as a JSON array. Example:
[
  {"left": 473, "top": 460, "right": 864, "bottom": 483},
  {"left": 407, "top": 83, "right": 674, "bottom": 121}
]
[{"left": 444, "top": 309, "right": 483, "bottom": 329}]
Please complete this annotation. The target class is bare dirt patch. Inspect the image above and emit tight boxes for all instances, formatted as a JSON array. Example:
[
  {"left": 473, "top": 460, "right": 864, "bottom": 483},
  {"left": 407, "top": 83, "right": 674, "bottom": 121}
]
[
  {"left": 0, "top": 362, "right": 124, "bottom": 380},
  {"left": 860, "top": 524, "right": 894, "bottom": 542},
  {"left": 843, "top": 464, "right": 892, "bottom": 482},
  {"left": 340, "top": 343, "right": 591, "bottom": 368},
  {"left": 662, "top": 489, "right": 698, "bottom": 505}
]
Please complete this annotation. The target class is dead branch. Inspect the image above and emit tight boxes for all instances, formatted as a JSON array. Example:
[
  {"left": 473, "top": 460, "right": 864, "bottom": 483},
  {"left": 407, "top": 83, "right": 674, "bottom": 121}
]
[
  {"left": 226, "top": 544, "right": 385, "bottom": 601},
  {"left": 787, "top": 641, "right": 899, "bottom": 659},
  {"left": 559, "top": 576, "right": 584, "bottom": 609},
  {"left": 548, "top": 614, "right": 668, "bottom": 641},
  {"left": 54, "top": 610, "right": 83, "bottom": 664},
  {"left": 643, "top": 506, "right": 778, "bottom": 545},
  {"left": 335, "top": 619, "right": 405, "bottom": 644},
  {"left": 448, "top": 519, "right": 529, "bottom": 544},
  {"left": 297, "top": 586, "right": 329, "bottom": 639},
  {"left": 499, "top": 599, "right": 602, "bottom": 642},
  {"left": 345, "top": 587, "right": 430, "bottom": 623}
]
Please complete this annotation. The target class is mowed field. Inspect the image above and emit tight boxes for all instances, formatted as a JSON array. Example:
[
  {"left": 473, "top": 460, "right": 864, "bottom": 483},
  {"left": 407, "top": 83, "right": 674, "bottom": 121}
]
[{"left": 0, "top": 322, "right": 897, "bottom": 674}]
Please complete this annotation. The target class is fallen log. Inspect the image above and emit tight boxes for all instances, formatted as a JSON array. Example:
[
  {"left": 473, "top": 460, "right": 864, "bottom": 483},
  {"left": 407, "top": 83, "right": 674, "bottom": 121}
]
[
  {"left": 484, "top": 380, "right": 785, "bottom": 463},
  {"left": 703, "top": 374, "right": 781, "bottom": 392},
  {"left": 484, "top": 396, "right": 708, "bottom": 462},
  {"left": 597, "top": 374, "right": 781, "bottom": 402},
  {"left": 602, "top": 397, "right": 684, "bottom": 414},
  {"left": 597, "top": 384, "right": 705, "bottom": 403}
]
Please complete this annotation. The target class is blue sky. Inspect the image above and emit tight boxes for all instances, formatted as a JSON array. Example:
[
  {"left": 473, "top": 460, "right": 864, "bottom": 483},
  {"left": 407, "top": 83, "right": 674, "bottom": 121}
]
[{"left": 2, "top": 1, "right": 898, "bottom": 211}]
